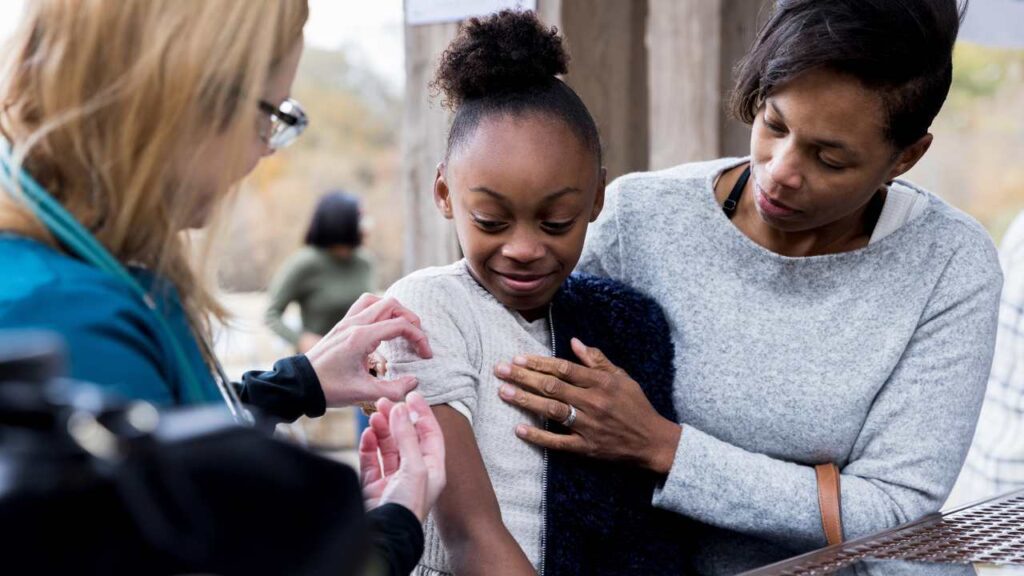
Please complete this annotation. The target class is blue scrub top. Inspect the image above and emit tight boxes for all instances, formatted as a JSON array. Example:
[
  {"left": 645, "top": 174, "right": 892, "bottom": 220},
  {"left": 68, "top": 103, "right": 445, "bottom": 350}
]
[{"left": 0, "top": 234, "right": 219, "bottom": 405}]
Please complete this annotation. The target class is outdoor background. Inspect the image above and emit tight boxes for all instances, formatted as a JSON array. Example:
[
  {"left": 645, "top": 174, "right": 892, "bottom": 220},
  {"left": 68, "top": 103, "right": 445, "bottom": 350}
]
[{"left": 2, "top": 1, "right": 1023, "bottom": 453}]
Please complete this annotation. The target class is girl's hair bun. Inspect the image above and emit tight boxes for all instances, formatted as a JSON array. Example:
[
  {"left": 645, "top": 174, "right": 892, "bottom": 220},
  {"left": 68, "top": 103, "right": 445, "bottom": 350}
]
[{"left": 434, "top": 9, "right": 568, "bottom": 109}]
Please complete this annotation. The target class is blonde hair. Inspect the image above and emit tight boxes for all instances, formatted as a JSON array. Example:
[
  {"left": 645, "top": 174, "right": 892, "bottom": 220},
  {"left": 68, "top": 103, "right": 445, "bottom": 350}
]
[{"left": 0, "top": 0, "right": 308, "bottom": 343}]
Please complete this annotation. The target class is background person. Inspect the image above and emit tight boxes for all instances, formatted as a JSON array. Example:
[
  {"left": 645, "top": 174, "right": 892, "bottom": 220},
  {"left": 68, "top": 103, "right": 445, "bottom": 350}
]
[
  {"left": 266, "top": 190, "right": 374, "bottom": 355},
  {"left": 266, "top": 190, "right": 376, "bottom": 438}
]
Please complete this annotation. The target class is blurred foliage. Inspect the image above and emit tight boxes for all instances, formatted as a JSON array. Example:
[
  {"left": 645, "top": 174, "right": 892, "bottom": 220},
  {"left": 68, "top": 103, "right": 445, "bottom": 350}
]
[
  {"left": 905, "top": 41, "right": 1024, "bottom": 245},
  {"left": 217, "top": 47, "right": 404, "bottom": 292},
  {"left": 949, "top": 43, "right": 1020, "bottom": 102}
]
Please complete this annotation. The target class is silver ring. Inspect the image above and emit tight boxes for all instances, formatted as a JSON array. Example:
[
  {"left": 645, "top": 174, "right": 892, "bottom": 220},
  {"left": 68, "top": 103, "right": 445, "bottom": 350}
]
[{"left": 560, "top": 403, "right": 578, "bottom": 428}]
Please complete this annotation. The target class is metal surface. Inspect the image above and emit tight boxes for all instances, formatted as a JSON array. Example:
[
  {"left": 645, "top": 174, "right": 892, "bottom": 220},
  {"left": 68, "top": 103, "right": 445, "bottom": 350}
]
[{"left": 741, "top": 489, "right": 1024, "bottom": 575}]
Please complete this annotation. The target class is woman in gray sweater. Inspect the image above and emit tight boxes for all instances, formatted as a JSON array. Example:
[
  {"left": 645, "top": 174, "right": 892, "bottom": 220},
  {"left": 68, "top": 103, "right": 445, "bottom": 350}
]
[{"left": 495, "top": 1, "right": 1002, "bottom": 573}]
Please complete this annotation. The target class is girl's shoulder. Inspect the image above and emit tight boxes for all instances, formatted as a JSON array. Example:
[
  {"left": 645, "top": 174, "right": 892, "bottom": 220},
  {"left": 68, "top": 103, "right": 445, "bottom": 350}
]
[
  {"left": 387, "top": 260, "right": 474, "bottom": 294},
  {"left": 384, "top": 260, "right": 490, "bottom": 323}
]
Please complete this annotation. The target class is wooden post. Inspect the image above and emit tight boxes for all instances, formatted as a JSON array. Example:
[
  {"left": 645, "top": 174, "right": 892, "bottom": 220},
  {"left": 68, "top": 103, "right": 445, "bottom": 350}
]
[
  {"left": 541, "top": 0, "right": 650, "bottom": 180},
  {"left": 647, "top": 0, "right": 768, "bottom": 169},
  {"left": 400, "top": 21, "right": 461, "bottom": 274},
  {"left": 720, "top": 0, "right": 769, "bottom": 157}
]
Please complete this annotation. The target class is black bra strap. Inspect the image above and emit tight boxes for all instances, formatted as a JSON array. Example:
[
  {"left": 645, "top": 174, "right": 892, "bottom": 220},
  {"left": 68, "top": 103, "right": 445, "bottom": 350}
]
[{"left": 723, "top": 165, "right": 750, "bottom": 218}]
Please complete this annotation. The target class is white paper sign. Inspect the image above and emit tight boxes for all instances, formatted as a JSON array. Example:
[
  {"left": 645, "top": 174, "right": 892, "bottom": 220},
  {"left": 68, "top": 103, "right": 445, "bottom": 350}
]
[{"left": 405, "top": 0, "right": 538, "bottom": 26}]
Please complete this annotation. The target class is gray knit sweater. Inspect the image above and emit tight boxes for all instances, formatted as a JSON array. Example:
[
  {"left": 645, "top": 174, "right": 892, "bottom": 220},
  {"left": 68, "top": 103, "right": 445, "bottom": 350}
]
[
  {"left": 577, "top": 158, "right": 1003, "bottom": 575},
  {"left": 379, "top": 261, "right": 551, "bottom": 575}
]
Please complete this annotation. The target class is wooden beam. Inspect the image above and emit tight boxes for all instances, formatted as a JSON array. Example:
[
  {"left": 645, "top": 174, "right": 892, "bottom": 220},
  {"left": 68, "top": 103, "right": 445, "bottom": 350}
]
[
  {"left": 720, "top": 0, "right": 770, "bottom": 157},
  {"left": 647, "top": 0, "right": 769, "bottom": 168},
  {"left": 648, "top": 0, "right": 723, "bottom": 169},
  {"left": 400, "top": 21, "right": 461, "bottom": 273},
  {"left": 545, "top": 0, "right": 650, "bottom": 180}
]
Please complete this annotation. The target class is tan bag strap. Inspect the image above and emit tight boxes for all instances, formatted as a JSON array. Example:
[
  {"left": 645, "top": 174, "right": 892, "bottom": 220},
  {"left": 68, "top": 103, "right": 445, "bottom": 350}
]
[{"left": 815, "top": 463, "right": 844, "bottom": 546}]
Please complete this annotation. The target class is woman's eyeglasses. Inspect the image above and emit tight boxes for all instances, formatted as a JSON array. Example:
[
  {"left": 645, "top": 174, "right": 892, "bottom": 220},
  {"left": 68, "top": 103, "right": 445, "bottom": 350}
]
[{"left": 257, "top": 98, "right": 308, "bottom": 150}]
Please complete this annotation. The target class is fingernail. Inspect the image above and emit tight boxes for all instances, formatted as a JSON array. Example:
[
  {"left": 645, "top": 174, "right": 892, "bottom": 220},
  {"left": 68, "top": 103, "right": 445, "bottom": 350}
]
[
  {"left": 499, "top": 384, "right": 515, "bottom": 399},
  {"left": 408, "top": 390, "right": 424, "bottom": 402},
  {"left": 515, "top": 424, "right": 528, "bottom": 437},
  {"left": 513, "top": 356, "right": 528, "bottom": 366},
  {"left": 495, "top": 363, "right": 511, "bottom": 377},
  {"left": 393, "top": 404, "right": 407, "bottom": 420}
]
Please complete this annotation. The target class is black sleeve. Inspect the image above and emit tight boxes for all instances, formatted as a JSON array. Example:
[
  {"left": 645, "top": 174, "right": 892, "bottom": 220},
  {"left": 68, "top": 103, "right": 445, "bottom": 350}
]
[
  {"left": 363, "top": 504, "right": 425, "bottom": 576},
  {"left": 237, "top": 355, "right": 326, "bottom": 424}
]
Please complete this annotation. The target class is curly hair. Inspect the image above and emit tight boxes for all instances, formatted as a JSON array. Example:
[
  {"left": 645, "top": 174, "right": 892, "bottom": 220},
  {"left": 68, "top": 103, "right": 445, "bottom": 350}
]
[{"left": 433, "top": 10, "right": 601, "bottom": 165}]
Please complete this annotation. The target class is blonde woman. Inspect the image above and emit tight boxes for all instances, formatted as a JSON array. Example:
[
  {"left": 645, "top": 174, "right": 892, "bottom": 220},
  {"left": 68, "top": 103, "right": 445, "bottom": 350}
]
[{"left": 0, "top": 1, "right": 443, "bottom": 573}]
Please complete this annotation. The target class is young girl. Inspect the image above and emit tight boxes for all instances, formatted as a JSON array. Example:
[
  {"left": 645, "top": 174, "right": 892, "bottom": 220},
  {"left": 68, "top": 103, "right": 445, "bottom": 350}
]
[{"left": 379, "top": 10, "right": 690, "bottom": 576}]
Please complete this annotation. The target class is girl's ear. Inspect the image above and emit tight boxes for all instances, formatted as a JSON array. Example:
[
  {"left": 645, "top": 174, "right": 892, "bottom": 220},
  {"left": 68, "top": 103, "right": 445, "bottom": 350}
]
[
  {"left": 434, "top": 162, "right": 454, "bottom": 220},
  {"left": 590, "top": 167, "right": 607, "bottom": 222}
]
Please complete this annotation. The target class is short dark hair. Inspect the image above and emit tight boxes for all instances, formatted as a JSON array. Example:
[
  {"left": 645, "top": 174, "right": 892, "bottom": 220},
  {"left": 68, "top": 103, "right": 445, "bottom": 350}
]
[
  {"left": 304, "top": 191, "right": 362, "bottom": 249},
  {"left": 433, "top": 10, "right": 602, "bottom": 166},
  {"left": 731, "top": 0, "right": 968, "bottom": 149}
]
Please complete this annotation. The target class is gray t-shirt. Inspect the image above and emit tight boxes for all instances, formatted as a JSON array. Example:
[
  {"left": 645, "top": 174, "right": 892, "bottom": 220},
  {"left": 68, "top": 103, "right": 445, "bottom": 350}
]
[{"left": 577, "top": 157, "right": 1002, "bottom": 574}]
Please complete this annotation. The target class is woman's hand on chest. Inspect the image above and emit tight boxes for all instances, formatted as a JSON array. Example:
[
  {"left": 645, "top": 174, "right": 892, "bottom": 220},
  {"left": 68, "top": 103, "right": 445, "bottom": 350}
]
[{"left": 495, "top": 337, "right": 682, "bottom": 475}]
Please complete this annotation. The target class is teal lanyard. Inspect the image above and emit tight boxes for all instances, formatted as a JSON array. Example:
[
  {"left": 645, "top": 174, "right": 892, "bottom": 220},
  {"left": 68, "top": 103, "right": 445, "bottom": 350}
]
[{"left": 0, "top": 140, "right": 213, "bottom": 405}]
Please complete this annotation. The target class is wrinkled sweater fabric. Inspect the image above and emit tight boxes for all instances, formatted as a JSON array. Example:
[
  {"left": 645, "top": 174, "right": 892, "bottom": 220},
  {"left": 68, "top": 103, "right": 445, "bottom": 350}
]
[
  {"left": 379, "top": 261, "right": 691, "bottom": 575},
  {"left": 577, "top": 157, "right": 1002, "bottom": 574}
]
